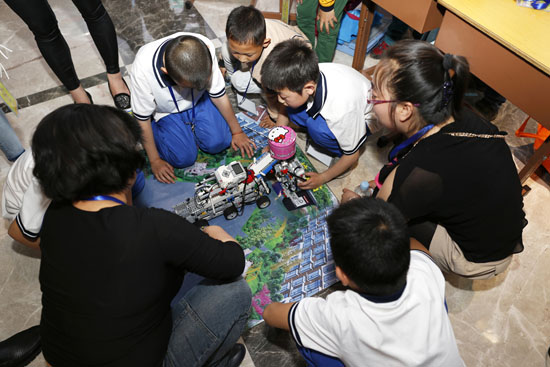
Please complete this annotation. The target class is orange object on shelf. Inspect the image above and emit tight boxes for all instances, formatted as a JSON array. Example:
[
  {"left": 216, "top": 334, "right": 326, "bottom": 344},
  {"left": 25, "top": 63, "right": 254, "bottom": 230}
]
[{"left": 515, "top": 116, "right": 550, "bottom": 173}]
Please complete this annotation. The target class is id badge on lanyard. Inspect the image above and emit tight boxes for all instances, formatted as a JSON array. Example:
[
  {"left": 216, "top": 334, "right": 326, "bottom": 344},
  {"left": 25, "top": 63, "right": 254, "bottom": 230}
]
[
  {"left": 237, "top": 62, "right": 258, "bottom": 115},
  {"left": 168, "top": 85, "right": 196, "bottom": 130},
  {"left": 374, "top": 124, "right": 435, "bottom": 189}
]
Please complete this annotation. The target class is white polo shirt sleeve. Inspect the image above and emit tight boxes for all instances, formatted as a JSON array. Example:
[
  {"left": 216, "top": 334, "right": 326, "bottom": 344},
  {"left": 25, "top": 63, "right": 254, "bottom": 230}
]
[
  {"left": 15, "top": 177, "right": 50, "bottom": 238},
  {"left": 1, "top": 151, "right": 51, "bottom": 238},
  {"left": 319, "top": 63, "right": 374, "bottom": 155},
  {"left": 288, "top": 298, "right": 341, "bottom": 359},
  {"left": 332, "top": 109, "right": 368, "bottom": 155},
  {"left": 409, "top": 250, "right": 447, "bottom": 297},
  {"left": 130, "top": 50, "right": 157, "bottom": 121},
  {"left": 207, "top": 44, "right": 226, "bottom": 99}
]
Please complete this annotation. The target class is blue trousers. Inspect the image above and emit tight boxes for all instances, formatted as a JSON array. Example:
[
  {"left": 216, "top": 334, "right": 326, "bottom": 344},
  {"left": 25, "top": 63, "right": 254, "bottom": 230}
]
[
  {"left": 297, "top": 345, "right": 345, "bottom": 367},
  {"left": 164, "top": 277, "right": 251, "bottom": 367},
  {"left": 287, "top": 105, "right": 342, "bottom": 157},
  {"left": 0, "top": 111, "right": 24, "bottom": 162},
  {"left": 131, "top": 169, "right": 145, "bottom": 199},
  {"left": 152, "top": 95, "right": 232, "bottom": 168}
]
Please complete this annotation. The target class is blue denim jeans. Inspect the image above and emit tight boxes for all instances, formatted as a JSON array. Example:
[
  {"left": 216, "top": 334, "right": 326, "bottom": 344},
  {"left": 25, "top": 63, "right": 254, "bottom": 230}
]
[
  {"left": 0, "top": 111, "right": 24, "bottom": 162},
  {"left": 164, "top": 277, "right": 251, "bottom": 367}
]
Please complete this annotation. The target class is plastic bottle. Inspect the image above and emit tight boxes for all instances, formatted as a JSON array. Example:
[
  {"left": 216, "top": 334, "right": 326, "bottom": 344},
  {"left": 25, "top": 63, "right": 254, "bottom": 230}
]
[{"left": 355, "top": 181, "right": 374, "bottom": 197}]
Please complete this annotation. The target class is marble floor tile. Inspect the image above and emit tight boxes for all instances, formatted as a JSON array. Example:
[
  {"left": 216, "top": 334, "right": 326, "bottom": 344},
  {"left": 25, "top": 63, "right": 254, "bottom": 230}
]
[
  {"left": 1, "top": 1, "right": 549, "bottom": 367},
  {"left": 0, "top": 234, "right": 43, "bottom": 365},
  {"left": 193, "top": 0, "right": 251, "bottom": 38},
  {"left": 103, "top": 0, "right": 217, "bottom": 62},
  {"left": 0, "top": 0, "right": 112, "bottom": 99}
]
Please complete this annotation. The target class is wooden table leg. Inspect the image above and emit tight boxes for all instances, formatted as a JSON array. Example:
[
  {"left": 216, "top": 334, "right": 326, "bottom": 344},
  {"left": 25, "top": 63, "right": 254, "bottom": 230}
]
[
  {"left": 518, "top": 135, "right": 550, "bottom": 185},
  {"left": 257, "top": 0, "right": 296, "bottom": 22},
  {"left": 281, "top": 0, "right": 290, "bottom": 24},
  {"left": 352, "top": 0, "right": 376, "bottom": 71}
]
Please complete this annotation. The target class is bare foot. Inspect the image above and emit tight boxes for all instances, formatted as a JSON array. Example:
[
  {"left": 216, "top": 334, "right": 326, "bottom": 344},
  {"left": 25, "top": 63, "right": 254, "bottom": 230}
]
[
  {"left": 107, "top": 72, "right": 130, "bottom": 96},
  {"left": 70, "top": 85, "right": 92, "bottom": 104}
]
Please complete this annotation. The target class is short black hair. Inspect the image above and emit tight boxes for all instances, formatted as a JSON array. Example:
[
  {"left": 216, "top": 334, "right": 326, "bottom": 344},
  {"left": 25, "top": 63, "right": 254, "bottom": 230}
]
[
  {"left": 261, "top": 38, "right": 319, "bottom": 94},
  {"left": 164, "top": 35, "right": 212, "bottom": 90},
  {"left": 32, "top": 104, "right": 145, "bottom": 202},
  {"left": 327, "top": 197, "right": 410, "bottom": 296},
  {"left": 226, "top": 6, "right": 266, "bottom": 45}
]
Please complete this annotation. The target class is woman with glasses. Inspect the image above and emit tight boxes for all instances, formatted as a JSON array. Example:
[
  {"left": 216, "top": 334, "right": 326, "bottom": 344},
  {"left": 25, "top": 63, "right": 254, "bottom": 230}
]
[{"left": 343, "top": 40, "right": 526, "bottom": 280}]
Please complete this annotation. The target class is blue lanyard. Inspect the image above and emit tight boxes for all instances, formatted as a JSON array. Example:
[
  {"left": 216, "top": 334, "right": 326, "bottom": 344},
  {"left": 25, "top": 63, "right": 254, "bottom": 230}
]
[
  {"left": 388, "top": 124, "right": 435, "bottom": 161},
  {"left": 84, "top": 195, "right": 126, "bottom": 205},
  {"left": 239, "top": 62, "right": 256, "bottom": 105},
  {"left": 168, "top": 85, "right": 195, "bottom": 121}
]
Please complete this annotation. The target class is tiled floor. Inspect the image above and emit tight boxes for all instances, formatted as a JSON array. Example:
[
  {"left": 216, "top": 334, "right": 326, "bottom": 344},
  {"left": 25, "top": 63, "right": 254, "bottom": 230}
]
[{"left": 0, "top": 0, "right": 549, "bottom": 366}]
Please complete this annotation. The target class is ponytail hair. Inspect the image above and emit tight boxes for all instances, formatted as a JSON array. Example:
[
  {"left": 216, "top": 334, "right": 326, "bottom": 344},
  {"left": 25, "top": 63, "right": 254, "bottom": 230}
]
[{"left": 374, "top": 40, "right": 470, "bottom": 127}]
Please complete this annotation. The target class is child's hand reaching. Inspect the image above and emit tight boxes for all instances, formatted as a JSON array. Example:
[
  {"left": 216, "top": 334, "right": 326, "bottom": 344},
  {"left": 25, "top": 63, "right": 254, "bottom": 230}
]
[
  {"left": 298, "top": 171, "right": 326, "bottom": 190},
  {"left": 151, "top": 158, "right": 176, "bottom": 184},
  {"left": 259, "top": 114, "right": 276, "bottom": 129},
  {"left": 231, "top": 131, "right": 256, "bottom": 158},
  {"left": 341, "top": 188, "right": 360, "bottom": 203}
]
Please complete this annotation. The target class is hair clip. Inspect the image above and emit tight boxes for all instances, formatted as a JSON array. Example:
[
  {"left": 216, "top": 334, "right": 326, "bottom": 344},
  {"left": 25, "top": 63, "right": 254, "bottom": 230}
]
[{"left": 441, "top": 81, "right": 454, "bottom": 108}]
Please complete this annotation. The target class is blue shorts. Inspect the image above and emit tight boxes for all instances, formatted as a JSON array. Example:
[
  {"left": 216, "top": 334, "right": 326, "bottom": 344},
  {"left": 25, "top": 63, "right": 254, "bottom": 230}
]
[
  {"left": 131, "top": 169, "right": 145, "bottom": 199},
  {"left": 287, "top": 105, "right": 342, "bottom": 157},
  {"left": 152, "top": 94, "right": 232, "bottom": 168},
  {"left": 297, "top": 345, "right": 345, "bottom": 367}
]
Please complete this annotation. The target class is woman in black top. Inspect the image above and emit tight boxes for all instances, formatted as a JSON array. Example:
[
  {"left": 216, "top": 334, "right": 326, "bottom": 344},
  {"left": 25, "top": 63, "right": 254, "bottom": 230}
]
[
  {"left": 342, "top": 40, "right": 525, "bottom": 279},
  {"left": 32, "top": 104, "right": 250, "bottom": 366}
]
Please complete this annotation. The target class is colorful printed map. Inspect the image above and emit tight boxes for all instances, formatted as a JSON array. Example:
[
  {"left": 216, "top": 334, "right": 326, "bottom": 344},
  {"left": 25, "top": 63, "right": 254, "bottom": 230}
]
[{"left": 135, "top": 113, "right": 339, "bottom": 328}]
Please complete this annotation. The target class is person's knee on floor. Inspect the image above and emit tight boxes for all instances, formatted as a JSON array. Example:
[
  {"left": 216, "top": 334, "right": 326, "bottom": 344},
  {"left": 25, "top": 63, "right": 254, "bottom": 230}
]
[
  {"left": 166, "top": 278, "right": 251, "bottom": 367},
  {"left": 162, "top": 145, "right": 198, "bottom": 169}
]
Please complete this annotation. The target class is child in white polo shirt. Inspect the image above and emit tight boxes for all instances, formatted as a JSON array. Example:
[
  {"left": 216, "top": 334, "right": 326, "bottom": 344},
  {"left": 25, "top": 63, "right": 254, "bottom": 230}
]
[
  {"left": 263, "top": 197, "right": 464, "bottom": 367},
  {"left": 222, "top": 6, "right": 307, "bottom": 123},
  {"left": 130, "top": 32, "right": 255, "bottom": 184},
  {"left": 2, "top": 150, "right": 49, "bottom": 249},
  {"left": 261, "top": 38, "right": 378, "bottom": 190}
]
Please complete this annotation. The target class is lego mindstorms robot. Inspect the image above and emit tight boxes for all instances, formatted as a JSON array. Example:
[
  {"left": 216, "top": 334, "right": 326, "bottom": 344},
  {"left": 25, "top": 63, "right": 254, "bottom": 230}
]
[{"left": 173, "top": 126, "right": 315, "bottom": 224}]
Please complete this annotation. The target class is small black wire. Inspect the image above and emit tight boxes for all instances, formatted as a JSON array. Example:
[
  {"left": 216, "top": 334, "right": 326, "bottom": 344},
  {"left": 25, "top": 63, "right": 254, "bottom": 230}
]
[{"left": 238, "top": 178, "right": 248, "bottom": 216}]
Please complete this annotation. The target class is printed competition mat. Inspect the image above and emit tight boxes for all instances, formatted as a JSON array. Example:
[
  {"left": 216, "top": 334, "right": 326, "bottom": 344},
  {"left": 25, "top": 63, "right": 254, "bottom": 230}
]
[{"left": 135, "top": 112, "right": 340, "bottom": 328}]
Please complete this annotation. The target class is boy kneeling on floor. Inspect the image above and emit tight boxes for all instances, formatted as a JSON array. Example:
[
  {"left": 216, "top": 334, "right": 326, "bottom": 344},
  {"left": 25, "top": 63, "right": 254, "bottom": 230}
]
[
  {"left": 263, "top": 197, "right": 464, "bottom": 367},
  {"left": 261, "top": 39, "right": 379, "bottom": 190}
]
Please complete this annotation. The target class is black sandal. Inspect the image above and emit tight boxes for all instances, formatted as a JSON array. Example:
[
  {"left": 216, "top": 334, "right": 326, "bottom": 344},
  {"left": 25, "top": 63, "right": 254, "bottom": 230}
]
[{"left": 109, "top": 78, "right": 131, "bottom": 113}]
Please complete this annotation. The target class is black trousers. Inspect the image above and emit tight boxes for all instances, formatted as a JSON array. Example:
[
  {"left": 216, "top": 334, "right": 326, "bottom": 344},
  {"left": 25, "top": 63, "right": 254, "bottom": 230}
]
[{"left": 5, "top": 0, "right": 120, "bottom": 90}]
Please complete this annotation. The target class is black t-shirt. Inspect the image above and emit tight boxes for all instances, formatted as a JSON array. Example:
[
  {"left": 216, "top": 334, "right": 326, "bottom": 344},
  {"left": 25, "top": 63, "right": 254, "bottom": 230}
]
[
  {"left": 381, "top": 109, "right": 525, "bottom": 263},
  {"left": 39, "top": 203, "right": 245, "bottom": 367}
]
